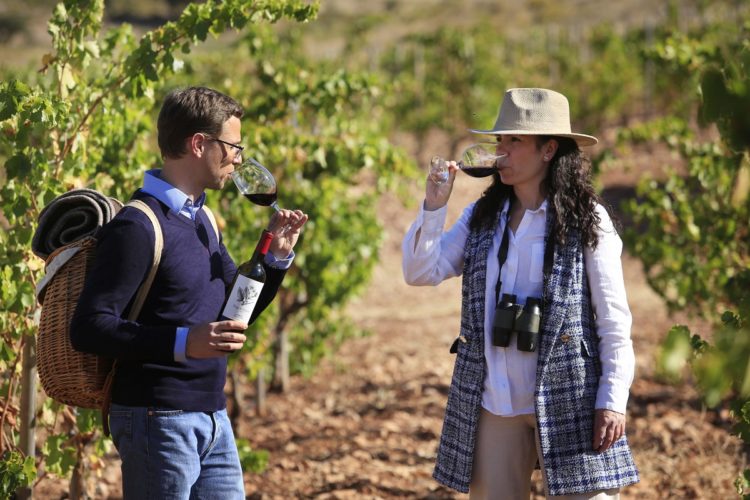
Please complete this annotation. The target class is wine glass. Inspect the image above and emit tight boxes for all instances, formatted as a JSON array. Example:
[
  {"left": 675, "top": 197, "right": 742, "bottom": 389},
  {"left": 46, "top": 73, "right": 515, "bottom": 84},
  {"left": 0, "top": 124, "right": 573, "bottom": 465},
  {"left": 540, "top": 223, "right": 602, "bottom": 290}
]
[
  {"left": 429, "top": 143, "right": 507, "bottom": 185},
  {"left": 231, "top": 157, "right": 281, "bottom": 212}
]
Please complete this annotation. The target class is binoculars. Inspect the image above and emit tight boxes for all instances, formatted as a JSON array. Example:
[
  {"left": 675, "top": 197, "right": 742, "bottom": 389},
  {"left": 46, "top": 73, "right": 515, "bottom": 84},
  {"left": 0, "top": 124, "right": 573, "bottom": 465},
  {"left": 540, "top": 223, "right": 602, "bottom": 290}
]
[{"left": 492, "top": 294, "right": 542, "bottom": 352}]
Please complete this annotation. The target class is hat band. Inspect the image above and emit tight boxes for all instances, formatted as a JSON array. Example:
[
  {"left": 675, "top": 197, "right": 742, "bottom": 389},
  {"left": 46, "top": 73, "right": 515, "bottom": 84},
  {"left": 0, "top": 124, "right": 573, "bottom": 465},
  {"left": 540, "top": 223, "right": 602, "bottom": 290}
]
[{"left": 496, "top": 116, "right": 572, "bottom": 134}]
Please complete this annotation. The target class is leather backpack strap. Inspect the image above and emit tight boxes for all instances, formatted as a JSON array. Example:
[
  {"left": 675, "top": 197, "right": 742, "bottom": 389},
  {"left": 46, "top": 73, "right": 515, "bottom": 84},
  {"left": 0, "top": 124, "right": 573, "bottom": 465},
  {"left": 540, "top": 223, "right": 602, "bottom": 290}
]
[
  {"left": 101, "top": 199, "right": 164, "bottom": 436},
  {"left": 125, "top": 199, "right": 165, "bottom": 318},
  {"left": 201, "top": 204, "right": 220, "bottom": 241}
]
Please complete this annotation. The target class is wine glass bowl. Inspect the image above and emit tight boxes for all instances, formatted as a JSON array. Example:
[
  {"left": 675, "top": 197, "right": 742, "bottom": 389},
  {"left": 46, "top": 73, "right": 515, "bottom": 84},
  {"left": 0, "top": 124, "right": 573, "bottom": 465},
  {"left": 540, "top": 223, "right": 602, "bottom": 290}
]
[
  {"left": 461, "top": 142, "right": 506, "bottom": 170},
  {"left": 231, "top": 157, "right": 281, "bottom": 212},
  {"left": 428, "top": 143, "right": 507, "bottom": 184}
]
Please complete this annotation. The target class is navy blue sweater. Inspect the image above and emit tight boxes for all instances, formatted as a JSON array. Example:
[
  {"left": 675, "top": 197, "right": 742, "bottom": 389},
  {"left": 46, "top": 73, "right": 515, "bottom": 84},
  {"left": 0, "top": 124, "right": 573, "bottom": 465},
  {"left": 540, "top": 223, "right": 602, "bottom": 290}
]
[{"left": 71, "top": 192, "right": 284, "bottom": 411}]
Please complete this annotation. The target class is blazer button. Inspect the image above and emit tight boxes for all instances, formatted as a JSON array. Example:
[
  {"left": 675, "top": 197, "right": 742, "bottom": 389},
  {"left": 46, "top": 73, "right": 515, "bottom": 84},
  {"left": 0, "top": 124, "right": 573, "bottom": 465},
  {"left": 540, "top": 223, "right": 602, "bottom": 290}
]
[{"left": 560, "top": 334, "right": 571, "bottom": 343}]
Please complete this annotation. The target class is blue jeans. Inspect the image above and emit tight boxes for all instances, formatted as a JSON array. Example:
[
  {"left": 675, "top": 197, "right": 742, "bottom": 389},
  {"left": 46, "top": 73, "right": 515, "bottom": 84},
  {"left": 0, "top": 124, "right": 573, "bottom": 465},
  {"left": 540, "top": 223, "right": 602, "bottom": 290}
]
[{"left": 109, "top": 404, "right": 245, "bottom": 500}]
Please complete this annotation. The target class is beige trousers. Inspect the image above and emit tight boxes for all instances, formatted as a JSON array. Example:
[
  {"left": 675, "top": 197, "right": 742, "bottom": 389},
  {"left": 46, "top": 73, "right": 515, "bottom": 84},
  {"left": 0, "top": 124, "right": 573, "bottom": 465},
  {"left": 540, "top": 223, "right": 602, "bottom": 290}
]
[{"left": 469, "top": 409, "right": 620, "bottom": 500}]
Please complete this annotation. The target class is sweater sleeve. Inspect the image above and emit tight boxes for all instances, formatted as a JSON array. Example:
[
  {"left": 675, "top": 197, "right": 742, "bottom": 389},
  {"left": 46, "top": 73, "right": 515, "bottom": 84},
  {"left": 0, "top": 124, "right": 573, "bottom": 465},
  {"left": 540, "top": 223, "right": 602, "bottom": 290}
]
[{"left": 70, "top": 212, "right": 176, "bottom": 362}]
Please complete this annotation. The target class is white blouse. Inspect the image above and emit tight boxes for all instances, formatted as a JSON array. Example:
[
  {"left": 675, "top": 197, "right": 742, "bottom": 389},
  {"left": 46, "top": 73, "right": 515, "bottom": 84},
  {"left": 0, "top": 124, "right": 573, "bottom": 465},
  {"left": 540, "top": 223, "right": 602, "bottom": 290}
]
[{"left": 402, "top": 199, "right": 635, "bottom": 416}]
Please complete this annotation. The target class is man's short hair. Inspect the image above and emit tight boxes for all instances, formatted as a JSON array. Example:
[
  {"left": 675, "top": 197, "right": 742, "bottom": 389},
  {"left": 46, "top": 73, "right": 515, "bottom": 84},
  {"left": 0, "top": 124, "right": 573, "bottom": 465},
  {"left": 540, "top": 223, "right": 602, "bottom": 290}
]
[{"left": 157, "top": 86, "right": 244, "bottom": 159}]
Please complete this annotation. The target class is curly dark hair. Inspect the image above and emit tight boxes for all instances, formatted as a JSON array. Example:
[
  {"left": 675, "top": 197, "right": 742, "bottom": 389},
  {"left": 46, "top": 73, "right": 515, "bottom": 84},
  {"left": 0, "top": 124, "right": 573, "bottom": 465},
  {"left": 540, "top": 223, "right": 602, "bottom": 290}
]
[{"left": 468, "top": 136, "right": 608, "bottom": 249}]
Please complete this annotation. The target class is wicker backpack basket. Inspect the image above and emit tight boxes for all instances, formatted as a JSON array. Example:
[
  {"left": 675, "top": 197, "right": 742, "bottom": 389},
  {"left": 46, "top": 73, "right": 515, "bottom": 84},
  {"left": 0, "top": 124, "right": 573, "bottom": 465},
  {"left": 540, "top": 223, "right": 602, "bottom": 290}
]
[{"left": 36, "top": 200, "right": 163, "bottom": 410}]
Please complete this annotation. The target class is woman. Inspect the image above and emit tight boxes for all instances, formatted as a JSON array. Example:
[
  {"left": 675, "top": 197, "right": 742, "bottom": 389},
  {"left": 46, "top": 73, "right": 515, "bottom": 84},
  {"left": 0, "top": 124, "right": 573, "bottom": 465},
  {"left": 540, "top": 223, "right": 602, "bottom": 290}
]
[{"left": 402, "top": 88, "right": 638, "bottom": 499}]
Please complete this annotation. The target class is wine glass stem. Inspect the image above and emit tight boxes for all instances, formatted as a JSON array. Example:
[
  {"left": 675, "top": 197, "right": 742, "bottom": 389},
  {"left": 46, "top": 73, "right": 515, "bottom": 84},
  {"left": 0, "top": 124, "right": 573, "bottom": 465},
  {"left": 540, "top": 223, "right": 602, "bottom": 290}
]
[{"left": 270, "top": 201, "right": 293, "bottom": 233}]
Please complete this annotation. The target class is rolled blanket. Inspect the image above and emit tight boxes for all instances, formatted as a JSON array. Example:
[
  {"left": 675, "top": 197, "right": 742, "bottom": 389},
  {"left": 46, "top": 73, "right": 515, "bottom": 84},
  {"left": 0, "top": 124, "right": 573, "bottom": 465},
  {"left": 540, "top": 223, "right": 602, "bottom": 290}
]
[{"left": 32, "top": 189, "right": 123, "bottom": 260}]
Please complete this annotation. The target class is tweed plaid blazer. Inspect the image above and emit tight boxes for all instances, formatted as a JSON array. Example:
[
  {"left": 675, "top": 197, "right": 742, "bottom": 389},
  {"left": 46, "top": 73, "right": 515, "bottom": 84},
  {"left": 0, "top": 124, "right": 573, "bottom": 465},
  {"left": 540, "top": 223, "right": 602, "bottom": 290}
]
[{"left": 433, "top": 206, "right": 639, "bottom": 495}]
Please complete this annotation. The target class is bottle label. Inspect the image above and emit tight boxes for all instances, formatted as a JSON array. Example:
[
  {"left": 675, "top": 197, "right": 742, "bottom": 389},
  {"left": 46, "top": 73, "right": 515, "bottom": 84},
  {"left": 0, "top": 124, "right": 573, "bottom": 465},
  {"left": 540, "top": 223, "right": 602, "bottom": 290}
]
[{"left": 222, "top": 276, "right": 264, "bottom": 323}]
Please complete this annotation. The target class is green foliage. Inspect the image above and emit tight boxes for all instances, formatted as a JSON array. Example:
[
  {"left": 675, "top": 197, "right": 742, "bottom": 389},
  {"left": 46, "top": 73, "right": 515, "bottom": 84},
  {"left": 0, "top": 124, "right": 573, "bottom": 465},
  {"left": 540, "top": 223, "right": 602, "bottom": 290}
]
[
  {"left": 379, "top": 25, "right": 501, "bottom": 156},
  {"left": 692, "top": 316, "right": 750, "bottom": 408},
  {"left": 699, "top": 40, "right": 750, "bottom": 152},
  {"left": 659, "top": 315, "right": 750, "bottom": 497},
  {"left": 0, "top": 450, "right": 35, "bottom": 500},
  {"left": 658, "top": 325, "right": 700, "bottom": 382},
  {"left": 376, "top": 20, "right": 664, "bottom": 161},
  {"left": 371, "top": 4, "right": 747, "bottom": 169},
  {"left": 235, "top": 437, "right": 269, "bottom": 474},
  {"left": 625, "top": 19, "right": 750, "bottom": 495},
  {"left": 623, "top": 25, "right": 749, "bottom": 317},
  {"left": 623, "top": 133, "right": 747, "bottom": 316},
  {"left": 42, "top": 434, "right": 77, "bottom": 477},
  {"left": 735, "top": 465, "right": 750, "bottom": 498},
  {"left": 555, "top": 25, "right": 645, "bottom": 130},
  {"left": 289, "top": 317, "right": 363, "bottom": 378}
]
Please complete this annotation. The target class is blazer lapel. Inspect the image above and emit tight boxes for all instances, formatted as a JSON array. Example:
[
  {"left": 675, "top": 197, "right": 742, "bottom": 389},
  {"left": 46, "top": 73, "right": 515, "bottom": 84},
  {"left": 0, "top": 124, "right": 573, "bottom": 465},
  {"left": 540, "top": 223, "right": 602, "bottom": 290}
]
[{"left": 537, "top": 213, "right": 577, "bottom": 378}]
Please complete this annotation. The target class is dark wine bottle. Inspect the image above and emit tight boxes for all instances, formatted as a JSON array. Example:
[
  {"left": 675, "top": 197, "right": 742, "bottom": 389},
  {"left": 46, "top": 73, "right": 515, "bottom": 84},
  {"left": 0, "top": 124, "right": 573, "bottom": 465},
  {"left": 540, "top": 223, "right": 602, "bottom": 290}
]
[{"left": 220, "top": 229, "right": 274, "bottom": 323}]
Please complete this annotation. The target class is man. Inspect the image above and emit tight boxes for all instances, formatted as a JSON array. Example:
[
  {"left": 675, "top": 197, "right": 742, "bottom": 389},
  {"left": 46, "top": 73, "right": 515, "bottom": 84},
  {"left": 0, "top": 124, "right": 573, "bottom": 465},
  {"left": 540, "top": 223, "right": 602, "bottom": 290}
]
[{"left": 71, "top": 86, "right": 308, "bottom": 499}]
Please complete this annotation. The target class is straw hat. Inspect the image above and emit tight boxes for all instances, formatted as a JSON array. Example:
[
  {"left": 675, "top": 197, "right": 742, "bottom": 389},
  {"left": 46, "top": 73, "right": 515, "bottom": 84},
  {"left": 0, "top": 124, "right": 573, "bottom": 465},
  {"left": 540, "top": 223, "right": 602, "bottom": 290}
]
[{"left": 469, "top": 88, "right": 598, "bottom": 147}]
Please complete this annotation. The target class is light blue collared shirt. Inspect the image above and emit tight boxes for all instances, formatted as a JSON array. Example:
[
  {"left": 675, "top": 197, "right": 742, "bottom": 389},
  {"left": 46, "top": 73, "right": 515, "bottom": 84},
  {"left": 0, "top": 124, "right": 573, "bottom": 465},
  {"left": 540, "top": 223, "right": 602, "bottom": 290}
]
[{"left": 141, "top": 169, "right": 294, "bottom": 362}]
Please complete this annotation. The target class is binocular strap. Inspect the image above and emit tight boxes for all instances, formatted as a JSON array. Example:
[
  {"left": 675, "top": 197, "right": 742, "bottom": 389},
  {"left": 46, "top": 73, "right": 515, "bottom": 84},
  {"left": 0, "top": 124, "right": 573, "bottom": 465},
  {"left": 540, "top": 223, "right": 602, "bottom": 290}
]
[{"left": 493, "top": 211, "right": 555, "bottom": 307}]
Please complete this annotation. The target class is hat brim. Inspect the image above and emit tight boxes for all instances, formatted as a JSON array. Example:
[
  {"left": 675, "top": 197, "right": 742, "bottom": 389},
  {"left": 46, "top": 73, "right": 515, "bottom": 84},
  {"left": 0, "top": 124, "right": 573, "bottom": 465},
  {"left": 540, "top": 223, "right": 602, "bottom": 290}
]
[{"left": 468, "top": 128, "right": 598, "bottom": 147}]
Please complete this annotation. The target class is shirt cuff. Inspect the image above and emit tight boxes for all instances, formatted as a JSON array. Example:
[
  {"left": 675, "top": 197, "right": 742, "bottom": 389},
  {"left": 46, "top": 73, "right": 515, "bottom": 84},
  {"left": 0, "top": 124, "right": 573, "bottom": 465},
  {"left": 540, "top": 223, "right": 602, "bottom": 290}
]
[
  {"left": 265, "top": 250, "right": 294, "bottom": 270},
  {"left": 174, "top": 327, "right": 189, "bottom": 362},
  {"left": 420, "top": 203, "right": 448, "bottom": 234},
  {"left": 595, "top": 381, "right": 630, "bottom": 414}
]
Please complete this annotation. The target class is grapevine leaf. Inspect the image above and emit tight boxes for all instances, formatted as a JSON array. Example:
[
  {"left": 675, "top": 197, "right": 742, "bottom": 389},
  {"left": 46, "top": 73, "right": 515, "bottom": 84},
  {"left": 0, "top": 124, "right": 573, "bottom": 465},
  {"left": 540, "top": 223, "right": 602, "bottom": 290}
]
[{"left": 5, "top": 154, "right": 32, "bottom": 181}]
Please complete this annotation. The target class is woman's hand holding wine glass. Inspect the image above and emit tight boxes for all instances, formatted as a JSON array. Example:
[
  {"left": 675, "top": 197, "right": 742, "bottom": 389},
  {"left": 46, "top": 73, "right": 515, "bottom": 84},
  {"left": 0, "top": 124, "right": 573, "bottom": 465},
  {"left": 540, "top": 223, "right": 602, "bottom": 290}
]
[
  {"left": 425, "top": 159, "right": 458, "bottom": 211},
  {"left": 425, "top": 143, "right": 506, "bottom": 211}
]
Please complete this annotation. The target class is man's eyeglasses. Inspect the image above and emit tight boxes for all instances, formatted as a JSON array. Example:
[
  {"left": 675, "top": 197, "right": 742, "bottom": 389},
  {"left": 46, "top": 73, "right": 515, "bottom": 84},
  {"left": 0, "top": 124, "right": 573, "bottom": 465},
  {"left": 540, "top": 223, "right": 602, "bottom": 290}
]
[{"left": 211, "top": 137, "right": 244, "bottom": 160}]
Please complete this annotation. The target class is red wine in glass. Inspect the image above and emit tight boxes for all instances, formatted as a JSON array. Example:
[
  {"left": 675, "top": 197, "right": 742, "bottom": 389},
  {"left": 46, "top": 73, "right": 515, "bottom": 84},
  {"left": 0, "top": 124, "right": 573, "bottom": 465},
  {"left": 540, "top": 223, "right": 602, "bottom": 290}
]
[
  {"left": 244, "top": 192, "right": 278, "bottom": 207},
  {"left": 460, "top": 167, "right": 497, "bottom": 178},
  {"left": 429, "top": 143, "right": 506, "bottom": 184},
  {"left": 232, "top": 158, "right": 282, "bottom": 212}
]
